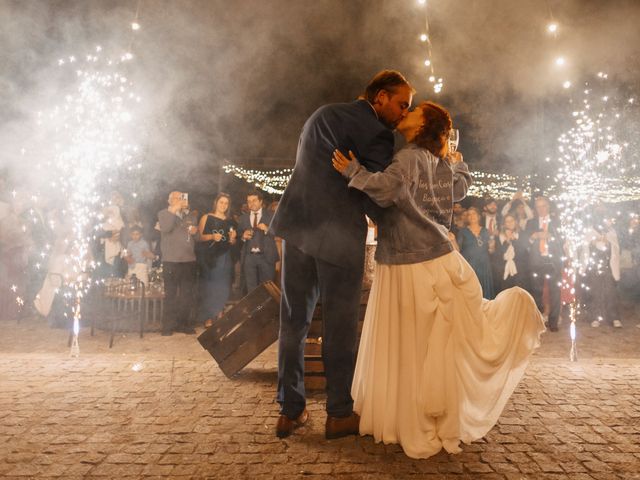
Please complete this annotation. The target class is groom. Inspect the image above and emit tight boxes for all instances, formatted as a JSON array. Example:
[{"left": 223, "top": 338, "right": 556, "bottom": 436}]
[{"left": 270, "top": 70, "right": 414, "bottom": 438}]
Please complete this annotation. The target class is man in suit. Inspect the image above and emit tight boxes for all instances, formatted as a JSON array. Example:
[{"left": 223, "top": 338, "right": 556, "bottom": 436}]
[
  {"left": 524, "top": 196, "right": 564, "bottom": 332},
  {"left": 483, "top": 197, "right": 500, "bottom": 237},
  {"left": 238, "top": 190, "right": 279, "bottom": 292},
  {"left": 270, "top": 70, "right": 414, "bottom": 439}
]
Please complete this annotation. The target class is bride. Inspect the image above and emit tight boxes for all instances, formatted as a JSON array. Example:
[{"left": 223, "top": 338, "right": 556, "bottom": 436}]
[{"left": 332, "top": 101, "right": 545, "bottom": 459}]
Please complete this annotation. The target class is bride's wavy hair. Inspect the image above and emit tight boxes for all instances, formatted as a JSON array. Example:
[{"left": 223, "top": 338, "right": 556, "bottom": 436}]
[{"left": 413, "top": 101, "right": 452, "bottom": 157}]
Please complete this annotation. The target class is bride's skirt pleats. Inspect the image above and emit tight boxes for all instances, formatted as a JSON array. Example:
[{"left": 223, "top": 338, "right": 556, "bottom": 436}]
[{"left": 352, "top": 251, "right": 545, "bottom": 459}]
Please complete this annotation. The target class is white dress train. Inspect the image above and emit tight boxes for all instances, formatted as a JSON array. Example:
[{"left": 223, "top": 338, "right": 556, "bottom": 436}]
[{"left": 352, "top": 250, "right": 545, "bottom": 459}]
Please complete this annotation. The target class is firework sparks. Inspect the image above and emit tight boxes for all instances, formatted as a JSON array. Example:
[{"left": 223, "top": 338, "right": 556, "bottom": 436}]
[
  {"left": 27, "top": 46, "right": 142, "bottom": 356},
  {"left": 550, "top": 72, "right": 638, "bottom": 360}
]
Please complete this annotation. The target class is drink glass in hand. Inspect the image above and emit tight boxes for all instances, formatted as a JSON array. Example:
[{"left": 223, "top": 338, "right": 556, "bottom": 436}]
[
  {"left": 184, "top": 218, "right": 194, "bottom": 242},
  {"left": 448, "top": 129, "right": 459, "bottom": 154}
]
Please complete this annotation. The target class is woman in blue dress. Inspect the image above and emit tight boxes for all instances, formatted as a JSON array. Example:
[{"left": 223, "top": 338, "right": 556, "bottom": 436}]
[
  {"left": 456, "top": 207, "right": 494, "bottom": 299},
  {"left": 197, "top": 193, "right": 237, "bottom": 328}
]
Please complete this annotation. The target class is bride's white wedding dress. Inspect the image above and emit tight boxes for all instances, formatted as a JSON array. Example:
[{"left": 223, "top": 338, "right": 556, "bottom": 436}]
[
  {"left": 340, "top": 143, "right": 545, "bottom": 459},
  {"left": 352, "top": 251, "right": 544, "bottom": 459}
]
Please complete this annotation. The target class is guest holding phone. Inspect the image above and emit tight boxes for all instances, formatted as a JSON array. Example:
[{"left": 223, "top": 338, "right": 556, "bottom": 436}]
[{"left": 157, "top": 191, "right": 199, "bottom": 335}]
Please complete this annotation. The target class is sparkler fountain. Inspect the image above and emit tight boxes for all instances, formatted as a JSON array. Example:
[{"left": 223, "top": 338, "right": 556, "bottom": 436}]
[
  {"left": 552, "top": 73, "right": 637, "bottom": 361},
  {"left": 34, "top": 45, "right": 142, "bottom": 357}
]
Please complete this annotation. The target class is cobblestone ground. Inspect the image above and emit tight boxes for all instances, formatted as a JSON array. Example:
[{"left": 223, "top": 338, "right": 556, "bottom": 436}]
[{"left": 1, "top": 301, "right": 639, "bottom": 479}]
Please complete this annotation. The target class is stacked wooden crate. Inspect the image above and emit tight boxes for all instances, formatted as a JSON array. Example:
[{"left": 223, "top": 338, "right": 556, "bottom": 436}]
[{"left": 303, "top": 289, "right": 370, "bottom": 391}]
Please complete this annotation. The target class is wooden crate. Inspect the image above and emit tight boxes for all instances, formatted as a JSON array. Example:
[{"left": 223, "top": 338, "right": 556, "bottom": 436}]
[
  {"left": 198, "top": 281, "right": 281, "bottom": 378},
  {"left": 303, "top": 288, "right": 370, "bottom": 391},
  {"left": 304, "top": 346, "right": 327, "bottom": 391}
]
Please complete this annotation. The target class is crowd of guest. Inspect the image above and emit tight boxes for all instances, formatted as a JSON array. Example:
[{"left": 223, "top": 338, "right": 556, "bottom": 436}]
[
  {"left": 0, "top": 181, "right": 282, "bottom": 333},
  {"left": 2, "top": 178, "right": 640, "bottom": 334},
  {"left": 449, "top": 192, "right": 640, "bottom": 331},
  {"left": 154, "top": 189, "right": 280, "bottom": 335}
]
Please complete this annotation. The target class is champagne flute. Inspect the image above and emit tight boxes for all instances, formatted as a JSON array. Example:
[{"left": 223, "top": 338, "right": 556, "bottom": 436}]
[
  {"left": 184, "top": 217, "right": 194, "bottom": 242},
  {"left": 448, "top": 128, "right": 459, "bottom": 154}
]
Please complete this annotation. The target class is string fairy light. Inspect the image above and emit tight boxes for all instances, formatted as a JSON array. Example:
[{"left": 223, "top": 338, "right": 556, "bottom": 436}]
[
  {"left": 222, "top": 164, "right": 293, "bottom": 195},
  {"left": 223, "top": 161, "right": 640, "bottom": 202},
  {"left": 415, "top": 0, "right": 443, "bottom": 94},
  {"left": 545, "top": 0, "right": 559, "bottom": 37}
]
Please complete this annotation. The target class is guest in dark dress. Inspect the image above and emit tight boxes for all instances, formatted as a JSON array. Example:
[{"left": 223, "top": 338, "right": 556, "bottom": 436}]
[
  {"left": 197, "top": 193, "right": 237, "bottom": 328},
  {"left": 496, "top": 214, "right": 530, "bottom": 293},
  {"left": 456, "top": 206, "right": 494, "bottom": 299},
  {"left": 450, "top": 205, "right": 466, "bottom": 237}
]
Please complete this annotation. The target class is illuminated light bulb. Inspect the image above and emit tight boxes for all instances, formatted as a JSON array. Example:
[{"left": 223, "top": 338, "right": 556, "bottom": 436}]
[
  {"left": 420, "top": 33, "right": 428, "bottom": 42},
  {"left": 563, "top": 80, "right": 572, "bottom": 89},
  {"left": 428, "top": 75, "right": 436, "bottom": 82},
  {"left": 131, "top": 22, "right": 140, "bottom": 31},
  {"left": 628, "top": 98, "right": 634, "bottom": 104},
  {"left": 547, "top": 22, "right": 558, "bottom": 33},
  {"left": 555, "top": 57, "right": 566, "bottom": 67},
  {"left": 417, "top": 0, "right": 426, "bottom": 5},
  {"left": 424, "top": 59, "right": 431, "bottom": 66}
]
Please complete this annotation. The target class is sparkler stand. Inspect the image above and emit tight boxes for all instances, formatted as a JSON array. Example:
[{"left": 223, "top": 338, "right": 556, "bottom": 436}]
[
  {"left": 70, "top": 333, "right": 80, "bottom": 358},
  {"left": 70, "top": 299, "right": 81, "bottom": 358},
  {"left": 569, "top": 302, "right": 578, "bottom": 362}
]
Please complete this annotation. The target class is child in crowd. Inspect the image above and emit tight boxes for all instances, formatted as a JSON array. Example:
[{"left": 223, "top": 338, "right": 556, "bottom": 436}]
[{"left": 124, "top": 226, "right": 154, "bottom": 286}]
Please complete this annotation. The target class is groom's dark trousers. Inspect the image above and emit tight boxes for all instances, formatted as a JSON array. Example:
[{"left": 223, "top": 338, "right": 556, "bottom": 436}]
[{"left": 270, "top": 100, "right": 394, "bottom": 419}]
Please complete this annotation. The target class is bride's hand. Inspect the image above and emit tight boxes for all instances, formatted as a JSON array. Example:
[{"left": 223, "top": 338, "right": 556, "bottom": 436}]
[
  {"left": 332, "top": 149, "right": 356, "bottom": 174},
  {"left": 447, "top": 151, "right": 463, "bottom": 164}
]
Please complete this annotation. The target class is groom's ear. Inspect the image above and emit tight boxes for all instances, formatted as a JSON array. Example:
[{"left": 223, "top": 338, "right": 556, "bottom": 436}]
[{"left": 373, "top": 89, "right": 387, "bottom": 106}]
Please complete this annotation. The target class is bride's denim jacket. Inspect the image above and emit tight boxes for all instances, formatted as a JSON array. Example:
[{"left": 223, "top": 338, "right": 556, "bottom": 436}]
[{"left": 343, "top": 143, "right": 472, "bottom": 265}]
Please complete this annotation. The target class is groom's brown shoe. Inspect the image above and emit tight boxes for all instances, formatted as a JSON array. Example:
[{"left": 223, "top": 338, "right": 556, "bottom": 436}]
[
  {"left": 275, "top": 409, "right": 309, "bottom": 438},
  {"left": 325, "top": 412, "right": 360, "bottom": 440}
]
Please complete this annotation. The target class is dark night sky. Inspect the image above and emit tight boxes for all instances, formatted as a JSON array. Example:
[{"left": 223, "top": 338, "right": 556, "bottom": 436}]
[{"left": 1, "top": 0, "right": 640, "bottom": 197}]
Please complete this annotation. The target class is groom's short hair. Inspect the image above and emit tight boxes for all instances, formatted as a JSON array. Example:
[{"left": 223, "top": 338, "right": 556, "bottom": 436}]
[{"left": 364, "top": 70, "right": 413, "bottom": 103}]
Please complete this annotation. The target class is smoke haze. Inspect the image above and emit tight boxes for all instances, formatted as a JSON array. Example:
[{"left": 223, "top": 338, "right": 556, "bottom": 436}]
[{"left": 1, "top": 0, "right": 639, "bottom": 192}]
